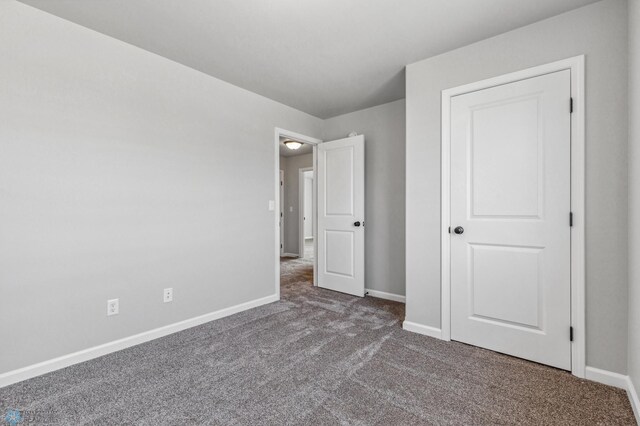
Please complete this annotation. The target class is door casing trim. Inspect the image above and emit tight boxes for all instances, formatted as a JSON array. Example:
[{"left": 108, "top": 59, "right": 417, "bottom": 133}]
[
  {"left": 280, "top": 169, "right": 285, "bottom": 256},
  {"left": 440, "top": 55, "right": 586, "bottom": 378},
  {"left": 298, "top": 167, "right": 314, "bottom": 258}
]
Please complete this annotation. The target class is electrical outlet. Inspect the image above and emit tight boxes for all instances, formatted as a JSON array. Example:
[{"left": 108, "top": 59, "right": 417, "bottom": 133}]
[
  {"left": 163, "top": 288, "right": 173, "bottom": 303},
  {"left": 107, "top": 299, "right": 119, "bottom": 316}
]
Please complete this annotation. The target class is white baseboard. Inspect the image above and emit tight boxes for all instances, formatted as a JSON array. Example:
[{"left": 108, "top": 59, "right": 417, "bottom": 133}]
[
  {"left": 627, "top": 376, "right": 640, "bottom": 424},
  {"left": 585, "top": 366, "right": 629, "bottom": 389},
  {"left": 365, "top": 289, "right": 405, "bottom": 303},
  {"left": 0, "top": 294, "right": 279, "bottom": 389},
  {"left": 585, "top": 366, "right": 640, "bottom": 424},
  {"left": 281, "top": 253, "right": 299, "bottom": 258},
  {"left": 402, "top": 321, "right": 442, "bottom": 339}
]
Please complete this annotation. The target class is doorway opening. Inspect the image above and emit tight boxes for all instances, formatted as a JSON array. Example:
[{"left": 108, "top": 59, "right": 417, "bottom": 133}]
[
  {"left": 274, "top": 129, "right": 366, "bottom": 300},
  {"left": 274, "top": 129, "right": 321, "bottom": 300}
]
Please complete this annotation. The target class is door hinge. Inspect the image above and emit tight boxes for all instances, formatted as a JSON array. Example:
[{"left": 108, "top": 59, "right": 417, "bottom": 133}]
[
  {"left": 570, "top": 97, "right": 574, "bottom": 114},
  {"left": 281, "top": 181, "right": 283, "bottom": 186},
  {"left": 569, "top": 212, "right": 573, "bottom": 227},
  {"left": 570, "top": 326, "right": 574, "bottom": 342},
  {"left": 280, "top": 243, "right": 283, "bottom": 249},
  {"left": 448, "top": 226, "right": 451, "bottom": 234}
]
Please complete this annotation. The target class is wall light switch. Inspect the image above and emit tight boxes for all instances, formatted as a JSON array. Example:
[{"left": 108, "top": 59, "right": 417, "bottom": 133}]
[
  {"left": 107, "top": 299, "right": 119, "bottom": 316},
  {"left": 268, "top": 200, "right": 275, "bottom": 211}
]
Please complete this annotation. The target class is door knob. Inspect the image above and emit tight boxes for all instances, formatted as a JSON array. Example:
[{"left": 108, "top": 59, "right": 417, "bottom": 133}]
[
  {"left": 354, "top": 221, "right": 361, "bottom": 227},
  {"left": 454, "top": 226, "right": 464, "bottom": 235}
]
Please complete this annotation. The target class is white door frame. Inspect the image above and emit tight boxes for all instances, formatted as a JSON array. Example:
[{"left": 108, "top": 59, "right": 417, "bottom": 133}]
[
  {"left": 298, "top": 167, "right": 314, "bottom": 258},
  {"left": 280, "top": 169, "right": 284, "bottom": 256},
  {"left": 440, "top": 56, "right": 586, "bottom": 378},
  {"left": 274, "top": 128, "right": 322, "bottom": 300}
]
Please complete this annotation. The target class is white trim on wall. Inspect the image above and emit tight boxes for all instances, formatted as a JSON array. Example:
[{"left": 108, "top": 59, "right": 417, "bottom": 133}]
[
  {"left": 629, "top": 377, "right": 640, "bottom": 423},
  {"left": 274, "top": 128, "right": 322, "bottom": 298},
  {"left": 0, "top": 294, "right": 278, "bottom": 388},
  {"left": 439, "top": 56, "right": 586, "bottom": 378},
  {"left": 402, "top": 321, "right": 442, "bottom": 339},
  {"left": 280, "top": 169, "right": 284, "bottom": 256},
  {"left": 298, "top": 166, "right": 314, "bottom": 258},
  {"left": 366, "top": 289, "right": 406, "bottom": 303},
  {"left": 585, "top": 367, "right": 640, "bottom": 423},
  {"left": 585, "top": 366, "right": 630, "bottom": 389}
]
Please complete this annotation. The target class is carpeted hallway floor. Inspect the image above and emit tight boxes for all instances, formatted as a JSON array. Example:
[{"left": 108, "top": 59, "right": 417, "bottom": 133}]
[{"left": 0, "top": 257, "right": 635, "bottom": 425}]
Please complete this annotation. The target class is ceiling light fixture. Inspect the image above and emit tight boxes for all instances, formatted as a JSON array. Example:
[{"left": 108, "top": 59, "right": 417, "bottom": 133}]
[{"left": 284, "top": 140, "right": 302, "bottom": 150}]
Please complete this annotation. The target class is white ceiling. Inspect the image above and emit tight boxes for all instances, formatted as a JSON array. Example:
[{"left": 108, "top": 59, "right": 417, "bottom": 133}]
[
  {"left": 20, "top": 0, "right": 598, "bottom": 118},
  {"left": 279, "top": 137, "right": 313, "bottom": 158}
]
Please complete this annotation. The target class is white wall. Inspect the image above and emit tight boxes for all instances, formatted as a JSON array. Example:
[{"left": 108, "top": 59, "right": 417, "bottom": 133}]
[
  {"left": 280, "top": 153, "right": 313, "bottom": 255},
  {"left": 628, "top": 0, "right": 640, "bottom": 398},
  {"left": 405, "top": 0, "right": 629, "bottom": 373},
  {"left": 0, "top": 1, "right": 322, "bottom": 375},
  {"left": 323, "top": 100, "right": 406, "bottom": 298}
]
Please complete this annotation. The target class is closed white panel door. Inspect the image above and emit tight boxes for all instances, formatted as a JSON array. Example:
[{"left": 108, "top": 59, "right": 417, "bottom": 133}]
[
  {"left": 450, "top": 70, "right": 571, "bottom": 370},
  {"left": 317, "top": 135, "right": 365, "bottom": 297}
]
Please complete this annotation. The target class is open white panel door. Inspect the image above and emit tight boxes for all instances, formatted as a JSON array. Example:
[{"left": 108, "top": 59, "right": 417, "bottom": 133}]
[{"left": 317, "top": 135, "right": 365, "bottom": 297}]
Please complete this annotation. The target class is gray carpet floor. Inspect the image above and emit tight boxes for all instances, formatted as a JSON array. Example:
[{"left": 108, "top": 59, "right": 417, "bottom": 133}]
[{"left": 0, "top": 257, "right": 636, "bottom": 425}]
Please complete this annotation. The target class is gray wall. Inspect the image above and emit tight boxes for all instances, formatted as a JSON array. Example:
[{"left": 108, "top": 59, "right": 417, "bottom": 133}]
[
  {"left": 405, "top": 0, "right": 629, "bottom": 373},
  {"left": 0, "top": 1, "right": 322, "bottom": 374},
  {"left": 323, "top": 100, "right": 406, "bottom": 297},
  {"left": 628, "top": 0, "right": 640, "bottom": 394},
  {"left": 280, "top": 153, "right": 313, "bottom": 255}
]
